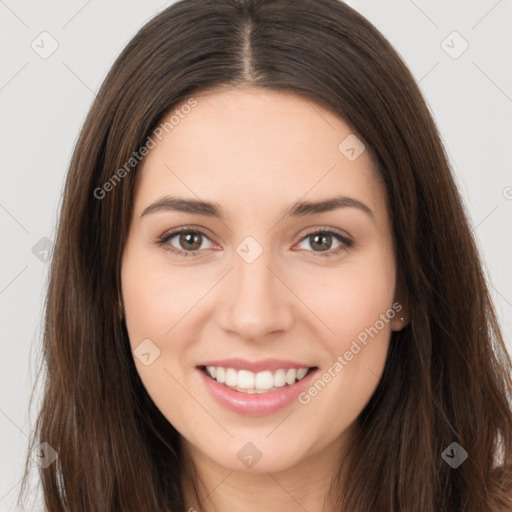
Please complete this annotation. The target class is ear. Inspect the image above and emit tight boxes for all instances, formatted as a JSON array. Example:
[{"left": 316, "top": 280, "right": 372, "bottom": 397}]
[{"left": 390, "top": 275, "right": 409, "bottom": 332}]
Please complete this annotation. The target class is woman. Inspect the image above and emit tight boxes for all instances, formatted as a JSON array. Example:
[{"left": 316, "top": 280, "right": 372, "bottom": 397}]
[{"left": 19, "top": 0, "right": 512, "bottom": 510}]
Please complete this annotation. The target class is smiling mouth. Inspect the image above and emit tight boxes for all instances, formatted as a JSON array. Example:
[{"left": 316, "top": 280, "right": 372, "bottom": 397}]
[{"left": 198, "top": 365, "right": 318, "bottom": 394}]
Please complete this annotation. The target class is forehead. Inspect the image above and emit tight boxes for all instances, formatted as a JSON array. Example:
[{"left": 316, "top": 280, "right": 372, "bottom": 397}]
[{"left": 133, "top": 86, "right": 387, "bottom": 224}]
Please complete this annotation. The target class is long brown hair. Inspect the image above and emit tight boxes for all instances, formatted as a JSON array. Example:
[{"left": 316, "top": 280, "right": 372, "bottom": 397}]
[{"left": 18, "top": 0, "right": 512, "bottom": 510}]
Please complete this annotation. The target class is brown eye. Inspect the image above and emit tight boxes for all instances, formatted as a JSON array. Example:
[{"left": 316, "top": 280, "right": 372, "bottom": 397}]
[
  {"left": 178, "top": 232, "right": 203, "bottom": 251},
  {"left": 296, "top": 229, "right": 353, "bottom": 258},
  {"left": 157, "top": 227, "right": 215, "bottom": 257},
  {"left": 309, "top": 233, "right": 335, "bottom": 252}
]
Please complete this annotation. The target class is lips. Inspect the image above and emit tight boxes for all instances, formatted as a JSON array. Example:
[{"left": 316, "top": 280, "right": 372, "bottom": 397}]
[{"left": 196, "top": 358, "right": 319, "bottom": 415}]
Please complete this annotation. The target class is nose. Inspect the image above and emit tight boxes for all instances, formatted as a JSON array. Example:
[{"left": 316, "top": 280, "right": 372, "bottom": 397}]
[{"left": 216, "top": 245, "right": 295, "bottom": 341}]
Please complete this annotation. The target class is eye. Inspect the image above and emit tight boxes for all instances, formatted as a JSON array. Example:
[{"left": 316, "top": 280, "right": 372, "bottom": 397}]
[
  {"left": 156, "top": 226, "right": 353, "bottom": 259},
  {"left": 295, "top": 228, "right": 353, "bottom": 258},
  {"left": 156, "top": 227, "right": 215, "bottom": 258}
]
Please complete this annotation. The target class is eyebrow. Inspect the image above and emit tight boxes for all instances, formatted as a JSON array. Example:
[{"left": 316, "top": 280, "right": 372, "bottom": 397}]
[{"left": 140, "top": 194, "right": 374, "bottom": 221}]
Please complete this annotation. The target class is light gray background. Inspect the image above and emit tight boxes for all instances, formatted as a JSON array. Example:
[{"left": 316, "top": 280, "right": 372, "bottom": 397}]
[{"left": 1, "top": 0, "right": 511, "bottom": 510}]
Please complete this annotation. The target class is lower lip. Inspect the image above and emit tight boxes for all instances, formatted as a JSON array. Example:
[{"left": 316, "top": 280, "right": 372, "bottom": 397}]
[{"left": 198, "top": 367, "right": 318, "bottom": 416}]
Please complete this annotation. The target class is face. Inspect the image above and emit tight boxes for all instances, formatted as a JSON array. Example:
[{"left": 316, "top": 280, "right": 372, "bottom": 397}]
[{"left": 121, "top": 86, "right": 405, "bottom": 474}]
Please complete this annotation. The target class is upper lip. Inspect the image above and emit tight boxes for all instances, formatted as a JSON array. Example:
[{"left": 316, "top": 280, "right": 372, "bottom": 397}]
[{"left": 197, "top": 358, "right": 317, "bottom": 373}]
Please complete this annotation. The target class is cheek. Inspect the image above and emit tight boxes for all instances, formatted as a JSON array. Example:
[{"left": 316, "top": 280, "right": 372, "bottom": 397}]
[
  {"left": 302, "top": 258, "right": 395, "bottom": 349},
  {"left": 121, "top": 253, "right": 203, "bottom": 423},
  {"left": 122, "top": 270, "right": 169, "bottom": 347},
  {"left": 121, "top": 254, "right": 205, "bottom": 347},
  {"left": 329, "top": 282, "right": 394, "bottom": 351},
  {"left": 121, "top": 250, "right": 220, "bottom": 406},
  {"left": 295, "top": 252, "right": 395, "bottom": 411}
]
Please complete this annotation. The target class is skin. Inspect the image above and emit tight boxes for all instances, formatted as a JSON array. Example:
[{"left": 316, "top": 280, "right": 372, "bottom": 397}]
[{"left": 121, "top": 85, "right": 408, "bottom": 512}]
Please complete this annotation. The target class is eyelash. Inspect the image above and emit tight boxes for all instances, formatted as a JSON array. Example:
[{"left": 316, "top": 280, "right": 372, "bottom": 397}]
[{"left": 155, "top": 226, "right": 353, "bottom": 259}]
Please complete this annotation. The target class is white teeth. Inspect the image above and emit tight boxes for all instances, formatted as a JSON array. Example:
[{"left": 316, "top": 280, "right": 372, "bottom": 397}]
[
  {"left": 273, "top": 369, "right": 286, "bottom": 387},
  {"left": 204, "top": 366, "right": 312, "bottom": 393},
  {"left": 296, "top": 368, "right": 308, "bottom": 380},
  {"left": 216, "top": 367, "right": 225, "bottom": 384},
  {"left": 237, "top": 370, "right": 255, "bottom": 389},
  {"left": 255, "top": 370, "right": 274, "bottom": 390},
  {"left": 285, "top": 369, "right": 297, "bottom": 385},
  {"left": 225, "top": 368, "right": 237, "bottom": 387}
]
